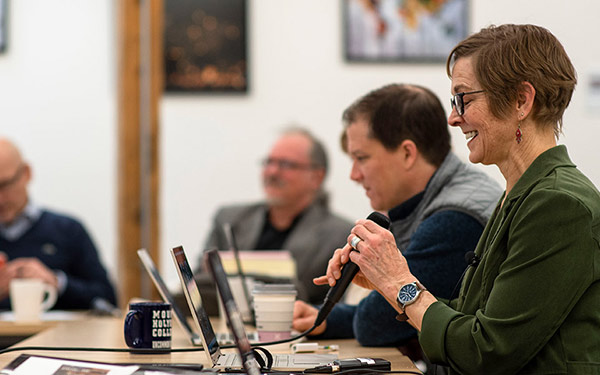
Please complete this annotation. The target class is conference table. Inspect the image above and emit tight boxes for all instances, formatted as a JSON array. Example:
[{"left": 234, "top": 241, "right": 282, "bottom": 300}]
[
  {"left": 0, "top": 311, "right": 88, "bottom": 350},
  {"left": 0, "top": 316, "right": 421, "bottom": 373}
]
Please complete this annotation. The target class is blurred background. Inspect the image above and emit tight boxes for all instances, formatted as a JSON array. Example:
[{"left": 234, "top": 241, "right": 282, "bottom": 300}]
[{"left": 1, "top": 0, "right": 598, "bottom": 291}]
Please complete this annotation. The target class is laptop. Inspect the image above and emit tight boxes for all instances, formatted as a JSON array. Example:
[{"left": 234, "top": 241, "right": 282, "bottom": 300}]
[
  {"left": 202, "top": 248, "right": 337, "bottom": 371},
  {"left": 137, "top": 248, "right": 256, "bottom": 346},
  {"left": 222, "top": 222, "right": 255, "bottom": 325}
]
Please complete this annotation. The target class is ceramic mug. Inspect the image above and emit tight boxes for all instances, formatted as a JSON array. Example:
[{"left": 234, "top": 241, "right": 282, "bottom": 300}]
[
  {"left": 9, "top": 279, "right": 57, "bottom": 322},
  {"left": 123, "top": 301, "right": 172, "bottom": 350}
]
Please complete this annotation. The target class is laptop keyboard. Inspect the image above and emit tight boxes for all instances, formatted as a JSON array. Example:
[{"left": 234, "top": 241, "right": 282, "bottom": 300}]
[
  {"left": 217, "top": 331, "right": 259, "bottom": 344},
  {"left": 218, "top": 353, "right": 336, "bottom": 369},
  {"left": 221, "top": 354, "right": 240, "bottom": 367},
  {"left": 273, "top": 355, "right": 291, "bottom": 367},
  {"left": 220, "top": 354, "right": 293, "bottom": 368}
]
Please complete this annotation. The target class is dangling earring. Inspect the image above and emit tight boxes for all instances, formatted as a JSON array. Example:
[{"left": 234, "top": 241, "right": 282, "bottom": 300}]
[{"left": 515, "top": 112, "right": 524, "bottom": 144}]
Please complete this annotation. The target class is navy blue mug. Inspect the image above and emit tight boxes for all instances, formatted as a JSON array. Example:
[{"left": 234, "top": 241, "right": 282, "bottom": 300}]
[{"left": 124, "top": 301, "right": 172, "bottom": 350}]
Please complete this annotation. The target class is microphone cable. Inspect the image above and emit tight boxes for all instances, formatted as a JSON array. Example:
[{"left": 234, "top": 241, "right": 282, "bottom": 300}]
[
  {"left": 249, "top": 324, "right": 317, "bottom": 347},
  {"left": 302, "top": 369, "right": 423, "bottom": 375},
  {"left": 0, "top": 345, "right": 205, "bottom": 355},
  {"left": 0, "top": 325, "right": 319, "bottom": 355}
]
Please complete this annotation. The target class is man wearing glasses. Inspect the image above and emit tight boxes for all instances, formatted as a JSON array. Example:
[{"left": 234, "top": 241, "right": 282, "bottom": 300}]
[
  {"left": 201, "top": 128, "right": 353, "bottom": 305},
  {"left": 0, "top": 137, "right": 117, "bottom": 310}
]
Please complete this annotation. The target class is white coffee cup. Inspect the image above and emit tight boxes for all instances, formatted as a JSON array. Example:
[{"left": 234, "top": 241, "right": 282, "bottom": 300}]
[
  {"left": 10, "top": 279, "right": 57, "bottom": 322},
  {"left": 218, "top": 276, "right": 255, "bottom": 323},
  {"left": 252, "top": 284, "right": 296, "bottom": 341}
]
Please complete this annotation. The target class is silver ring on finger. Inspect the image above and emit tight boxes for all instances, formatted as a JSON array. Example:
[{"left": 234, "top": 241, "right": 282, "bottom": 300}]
[{"left": 350, "top": 235, "right": 362, "bottom": 249}]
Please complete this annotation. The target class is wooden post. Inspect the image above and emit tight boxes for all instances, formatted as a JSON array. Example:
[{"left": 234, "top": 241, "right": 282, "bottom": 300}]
[{"left": 117, "top": 0, "right": 162, "bottom": 307}]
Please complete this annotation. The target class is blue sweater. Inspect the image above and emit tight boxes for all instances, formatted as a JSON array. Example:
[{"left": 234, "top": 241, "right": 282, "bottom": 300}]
[
  {"left": 316, "top": 210, "right": 483, "bottom": 346},
  {"left": 0, "top": 210, "right": 117, "bottom": 310},
  {"left": 314, "top": 152, "right": 501, "bottom": 347}
]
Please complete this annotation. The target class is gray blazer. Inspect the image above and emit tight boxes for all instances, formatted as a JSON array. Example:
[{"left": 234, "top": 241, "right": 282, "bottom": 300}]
[{"left": 203, "top": 198, "right": 353, "bottom": 304}]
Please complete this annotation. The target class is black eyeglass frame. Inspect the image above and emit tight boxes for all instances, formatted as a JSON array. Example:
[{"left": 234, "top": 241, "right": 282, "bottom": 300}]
[
  {"left": 260, "top": 157, "right": 318, "bottom": 171},
  {"left": 450, "top": 90, "right": 485, "bottom": 116}
]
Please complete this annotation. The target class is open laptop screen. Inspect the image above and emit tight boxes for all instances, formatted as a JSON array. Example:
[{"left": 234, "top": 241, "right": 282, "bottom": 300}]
[
  {"left": 137, "top": 248, "right": 199, "bottom": 344},
  {"left": 222, "top": 223, "right": 255, "bottom": 324},
  {"left": 205, "top": 248, "right": 261, "bottom": 375},
  {"left": 170, "top": 246, "right": 221, "bottom": 363}
]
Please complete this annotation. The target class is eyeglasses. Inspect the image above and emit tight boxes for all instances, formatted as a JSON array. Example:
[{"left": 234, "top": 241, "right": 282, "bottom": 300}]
[
  {"left": 450, "top": 90, "right": 485, "bottom": 116},
  {"left": 0, "top": 165, "right": 25, "bottom": 191},
  {"left": 261, "top": 158, "right": 315, "bottom": 171}
]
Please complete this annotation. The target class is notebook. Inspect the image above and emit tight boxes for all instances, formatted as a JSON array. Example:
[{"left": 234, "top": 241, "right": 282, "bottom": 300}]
[
  {"left": 202, "top": 248, "right": 337, "bottom": 371},
  {"left": 137, "top": 248, "right": 256, "bottom": 346}
]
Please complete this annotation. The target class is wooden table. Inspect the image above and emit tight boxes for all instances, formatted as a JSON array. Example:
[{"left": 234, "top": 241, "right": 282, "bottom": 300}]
[
  {"left": 0, "top": 317, "right": 421, "bottom": 373},
  {"left": 0, "top": 320, "right": 57, "bottom": 338},
  {"left": 0, "top": 311, "right": 87, "bottom": 349}
]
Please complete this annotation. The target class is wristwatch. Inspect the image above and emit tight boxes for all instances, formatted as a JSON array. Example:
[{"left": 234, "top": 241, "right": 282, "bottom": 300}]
[{"left": 395, "top": 281, "right": 426, "bottom": 322}]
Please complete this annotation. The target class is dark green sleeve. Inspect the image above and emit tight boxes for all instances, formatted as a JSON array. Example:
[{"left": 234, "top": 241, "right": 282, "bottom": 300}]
[{"left": 420, "top": 189, "right": 597, "bottom": 374}]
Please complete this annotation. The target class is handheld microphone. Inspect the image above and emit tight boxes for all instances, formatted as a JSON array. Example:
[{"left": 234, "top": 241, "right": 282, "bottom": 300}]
[
  {"left": 308, "top": 357, "right": 391, "bottom": 373},
  {"left": 314, "top": 212, "right": 391, "bottom": 327}
]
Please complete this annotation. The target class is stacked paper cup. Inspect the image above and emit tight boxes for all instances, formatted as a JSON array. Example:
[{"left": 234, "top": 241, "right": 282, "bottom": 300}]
[{"left": 252, "top": 284, "right": 297, "bottom": 341}]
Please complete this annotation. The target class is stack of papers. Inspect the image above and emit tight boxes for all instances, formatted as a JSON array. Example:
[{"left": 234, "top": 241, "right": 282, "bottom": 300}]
[
  {"left": 2, "top": 355, "right": 138, "bottom": 375},
  {"left": 219, "top": 250, "right": 296, "bottom": 278},
  {"left": 2, "top": 355, "right": 204, "bottom": 375}
]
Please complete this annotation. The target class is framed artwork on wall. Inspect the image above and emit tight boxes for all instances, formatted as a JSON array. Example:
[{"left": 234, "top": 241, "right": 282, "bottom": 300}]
[
  {"left": 0, "top": 0, "right": 7, "bottom": 53},
  {"left": 343, "top": 0, "right": 469, "bottom": 63},
  {"left": 164, "top": 0, "right": 247, "bottom": 93}
]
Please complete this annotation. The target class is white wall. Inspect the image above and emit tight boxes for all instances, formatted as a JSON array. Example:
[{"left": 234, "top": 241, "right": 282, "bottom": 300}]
[
  {"left": 161, "top": 0, "right": 600, "bottom": 283},
  {"left": 0, "top": 1, "right": 116, "bottom": 283},
  {"left": 1, "top": 1, "right": 599, "bottom": 292}
]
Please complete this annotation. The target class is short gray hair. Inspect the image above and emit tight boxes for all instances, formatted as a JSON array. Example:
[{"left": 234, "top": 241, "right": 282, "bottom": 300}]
[{"left": 281, "top": 126, "right": 328, "bottom": 177}]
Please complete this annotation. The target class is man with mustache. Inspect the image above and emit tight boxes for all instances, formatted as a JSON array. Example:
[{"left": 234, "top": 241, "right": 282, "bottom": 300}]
[{"left": 201, "top": 127, "right": 352, "bottom": 305}]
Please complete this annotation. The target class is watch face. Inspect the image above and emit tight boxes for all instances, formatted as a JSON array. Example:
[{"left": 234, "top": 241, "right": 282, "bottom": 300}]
[{"left": 399, "top": 284, "right": 418, "bottom": 304}]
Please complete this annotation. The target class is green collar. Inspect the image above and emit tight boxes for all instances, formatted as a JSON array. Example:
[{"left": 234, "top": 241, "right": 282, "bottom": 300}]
[{"left": 505, "top": 145, "right": 575, "bottom": 203}]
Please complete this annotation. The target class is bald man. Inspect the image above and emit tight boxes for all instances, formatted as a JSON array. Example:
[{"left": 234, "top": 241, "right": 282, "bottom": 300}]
[{"left": 0, "top": 138, "right": 116, "bottom": 310}]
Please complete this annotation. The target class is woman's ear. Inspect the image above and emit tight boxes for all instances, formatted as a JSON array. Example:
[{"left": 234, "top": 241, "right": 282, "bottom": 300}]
[{"left": 516, "top": 81, "right": 536, "bottom": 118}]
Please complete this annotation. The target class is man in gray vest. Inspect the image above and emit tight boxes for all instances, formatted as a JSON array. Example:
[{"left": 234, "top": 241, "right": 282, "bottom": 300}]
[{"left": 292, "top": 84, "right": 502, "bottom": 355}]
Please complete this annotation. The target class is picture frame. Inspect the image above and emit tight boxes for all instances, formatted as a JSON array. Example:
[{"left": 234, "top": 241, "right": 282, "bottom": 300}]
[
  {"left": 343, "top": 0, "right": 469, "bottom": 63},
  {"left": 0, "top": 0, "right": 7, "bottom": 53},
  {"left": 164, "top": 0, "right": 248, "bottom": 93}
]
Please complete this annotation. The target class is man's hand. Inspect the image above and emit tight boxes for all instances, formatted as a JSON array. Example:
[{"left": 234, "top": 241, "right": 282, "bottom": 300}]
[
  {"left": 5, "top": 258, "right": 58, "bottom": 288},
  {"left": 292, "top": 300, "right": 326, "bottom": 336},
  {"left": 0, "top": 252, "right": 9, "bottom": 299}
]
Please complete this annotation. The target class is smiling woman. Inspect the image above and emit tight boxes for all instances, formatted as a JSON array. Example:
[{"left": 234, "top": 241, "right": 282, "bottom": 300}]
[
  {"left": 322, "top": 24, "right": 600, "bottom": 375},
  {"left": 447, "top": 24, "right": 576, "bottom": 190}
]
